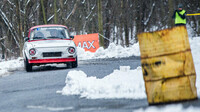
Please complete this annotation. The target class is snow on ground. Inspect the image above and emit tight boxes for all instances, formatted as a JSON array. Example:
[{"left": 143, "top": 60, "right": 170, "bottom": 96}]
[
  {"left": 0, "top": 58, "right": 24, "bottom": 77},
  {"left": 77, "top": 42, "right": 140, "bottom": 60},
  {"left": 57, "top": 66, "right": 146, "bottom": 99},
  {"left": 190, "top": 37, "right": 200, "bottom": 96}
]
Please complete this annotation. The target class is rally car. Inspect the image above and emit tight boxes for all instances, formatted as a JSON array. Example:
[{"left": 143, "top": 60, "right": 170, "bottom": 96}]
[{"left": 23, "top": 24, "right": 78, "bottom": 72}]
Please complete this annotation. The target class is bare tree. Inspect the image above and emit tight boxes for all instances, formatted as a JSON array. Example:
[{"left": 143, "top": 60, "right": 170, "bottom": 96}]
[
  {"left": 41, "top": 0, "right": 47, "bottom": 24},
  {"left": 168, "top": 0, "right": 174, "bottom": 28},
  {"left": 0, "top": 0, "right": 199, "bottom": 59},
  {"left": 98, "top": 0, "right": 104, "bottom": 47}
]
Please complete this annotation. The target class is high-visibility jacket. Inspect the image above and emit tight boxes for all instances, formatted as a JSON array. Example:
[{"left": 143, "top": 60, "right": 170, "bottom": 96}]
[{"left": 175, "top": 10, "right": 186, "bottom": 24}]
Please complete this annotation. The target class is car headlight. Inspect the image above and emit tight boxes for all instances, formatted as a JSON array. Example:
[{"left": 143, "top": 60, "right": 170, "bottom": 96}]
[
  {"left": 68, "top": 47, "right": 75, "bottom": 54},
  {"left": 29, "top": 48, "right": 36, "bottom": 56}
]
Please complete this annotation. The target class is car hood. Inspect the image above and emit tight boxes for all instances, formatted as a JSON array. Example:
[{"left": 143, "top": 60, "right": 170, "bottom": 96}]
[{"left": 29, "top": 39, "right": 75, "bottom": 48}]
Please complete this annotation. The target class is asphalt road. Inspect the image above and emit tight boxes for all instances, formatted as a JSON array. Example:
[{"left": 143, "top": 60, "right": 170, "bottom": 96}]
[{"left": 0, "top": 56, "right": 199, "bottom": 112}]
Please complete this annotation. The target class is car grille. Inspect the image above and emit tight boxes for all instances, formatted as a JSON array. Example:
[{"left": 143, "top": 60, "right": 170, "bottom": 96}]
[{"left": 43, "top": 52, "right": 62, "bottom": 57}]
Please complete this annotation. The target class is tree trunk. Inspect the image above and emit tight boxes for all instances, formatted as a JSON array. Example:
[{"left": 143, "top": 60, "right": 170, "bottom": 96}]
[
  {"left": 104, "top": 0, "right": 111, "bottom": 48},
  {"left": 124, "top": 0, "right": 129, "bottom": 47},
  {"left": 1, "top": 39, "right": 5, "bottom": 59},
  {"left": 124, "top": 22, "right": 129, "bottom": 47},
  {"left": 160, "top": 0, "right": 166, "bottom": 27},
  {"left": 59, "top": 0, "right": 64, "bottom": 24},
  {"left": 16, "top": 1, "right": 23, "bottom": 57},
  {"left": 120, "top": 26, "right": 124, "bottom": 46},
  {"left": 41, "top": 0, "right": 47, "bottom": 24},
  {"left": 0, "top": 21, "right": 5, "bottom": 59},
  {"left": 97, "top": 0, "right": 104, "bottom": 47},
  {"left": 198, "top": 20, "right": 200, "bottom": 36},
  {"left": 54, "top": 0, "right": 57, "bottom": 24},
  {"left": 36, "top": 0, "right": 40, "bottom": 25},
  {"left": 135, "top": 0, "right": 142, "bottom": 42},
  {"left": 23, "top": 0, "right": 28, "bottom": 37},
  {"left": 120, "top": 0, "right": 124, "bottom": 46},
  {"left": 168, "top": 0, "right": 174, "bottom": 28}
]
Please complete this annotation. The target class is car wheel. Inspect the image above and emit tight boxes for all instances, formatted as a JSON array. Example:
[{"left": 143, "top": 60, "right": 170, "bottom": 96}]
[
  {"left": 66, "top": 62, "right": 72, "bottom": 68},
  {"left": 72, "top": 57, "right": 78, "bottom": 68},
  {"left": 24, "top": 58, "right": 32, "bottom": 72}
]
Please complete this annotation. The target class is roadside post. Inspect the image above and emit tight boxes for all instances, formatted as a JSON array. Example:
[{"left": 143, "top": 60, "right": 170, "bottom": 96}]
[{"left": 137, "top": 26, "right": 197, "bottom": 105}]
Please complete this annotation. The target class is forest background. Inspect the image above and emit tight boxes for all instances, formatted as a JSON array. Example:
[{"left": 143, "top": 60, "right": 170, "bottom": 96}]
[{"left": 0, "top": 0, "right": 199, "bottom": 59}]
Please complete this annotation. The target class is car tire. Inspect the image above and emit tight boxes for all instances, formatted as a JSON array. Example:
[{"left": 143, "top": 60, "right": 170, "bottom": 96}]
[
  {"left": 72, "top": 57, "right": 78, "bottom": 68},
  {"left": 66, "top": 62, "right": 72, "bottom": 68},
  {"left": 24, "top": 58, "right": 32, "bottom": 72}
]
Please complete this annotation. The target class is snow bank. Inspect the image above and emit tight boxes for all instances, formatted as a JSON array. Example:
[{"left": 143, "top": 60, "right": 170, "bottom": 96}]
[
  {"left": 58, "top": 66, "right": 146, "bottom": 99},
  {"left": 189, "top": 37, "right": 200, "bottom": 97},
  {"left": 77, "top": 43, "right": 140, "bottom": 60},
  {"left": 0, "top": 57, "right": 24, "bottom": 77}
]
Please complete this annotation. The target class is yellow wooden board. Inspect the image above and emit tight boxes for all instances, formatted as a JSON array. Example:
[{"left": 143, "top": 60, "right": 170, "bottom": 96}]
[
  {"left": 138, "top": 26, "right": 190, "bottom": 59},
  {"left": 141, "top": 51, "right": 195, "bottom": 81},
  {"left": 145, "top": 75, "right": 197, "bottom": 104},
  {"left": 137, "top": 26, "right": 197, "bottom": 104}
]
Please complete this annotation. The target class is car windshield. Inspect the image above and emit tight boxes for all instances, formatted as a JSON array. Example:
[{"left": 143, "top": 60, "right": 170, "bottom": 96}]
[{"left": 30, "top": 27, "right": 70, "bottom": 40}]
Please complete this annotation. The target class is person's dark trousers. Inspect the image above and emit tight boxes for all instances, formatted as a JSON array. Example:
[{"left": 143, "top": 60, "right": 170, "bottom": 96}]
[{"left": 175, "top": 24, "right": 186, "bottom": 26}]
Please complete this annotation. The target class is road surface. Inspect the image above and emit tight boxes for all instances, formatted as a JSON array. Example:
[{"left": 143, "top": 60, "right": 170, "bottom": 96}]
[{"left": 0, "top": 56, "right": 199, "bottom": 112}]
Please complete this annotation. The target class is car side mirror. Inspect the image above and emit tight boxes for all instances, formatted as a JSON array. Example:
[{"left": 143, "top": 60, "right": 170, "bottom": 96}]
[
  {"left": 24, "top": 37, "right": 29, "bottom": 41},
  {"left": 70, "top": 36, "right": 74, "bottom": 39}
]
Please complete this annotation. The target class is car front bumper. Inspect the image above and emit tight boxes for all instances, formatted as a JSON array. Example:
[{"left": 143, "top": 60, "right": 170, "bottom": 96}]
[{"left": 28, "top": 58, "right": 76, "bottom": 64}]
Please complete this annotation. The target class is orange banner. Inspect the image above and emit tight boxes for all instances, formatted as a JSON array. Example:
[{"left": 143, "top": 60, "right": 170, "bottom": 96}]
[{"left": 73, "top": 33, "right": 99, "bottom": 52}]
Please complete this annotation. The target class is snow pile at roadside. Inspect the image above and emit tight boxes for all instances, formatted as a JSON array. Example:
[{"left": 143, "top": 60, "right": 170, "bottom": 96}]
[
  {"left": 0, "top": 58, "right": 24, "bottom": 77},
  {"left": 190, "top": 37, "right": 200, "bottom": 97},
  {"left": 77, "top": 43, "right": 140, "bottom": 60},
  {"left": 134, "top": 104, "right": 200, "bottom": 112},
  {"left": 58, "top": 66, "right": 146, "bottom": 99},
  {"left": 59, "top": 37, "right": 200, "bottom": 99}
]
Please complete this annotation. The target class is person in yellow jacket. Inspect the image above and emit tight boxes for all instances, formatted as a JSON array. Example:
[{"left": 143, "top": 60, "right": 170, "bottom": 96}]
[{"left": 172, "top": 4, "right": 186, "bottom": 26}]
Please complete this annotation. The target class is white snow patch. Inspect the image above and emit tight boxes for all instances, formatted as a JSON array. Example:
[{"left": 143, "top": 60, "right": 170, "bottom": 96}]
[
  {"left": 0, "top": 57, "right": 24, "bottom": 77},
  {"left": 58, "top": 66, "right": 146, "bottom": 99},
  {"left": 77, "top": 43, "right": 140, "bottom": 60},
  {"left": 189, "top": 37, "right": 200, "bottom": 97},
  {"left": 27, "top": 105, "right": 73, "bottom": 111}
]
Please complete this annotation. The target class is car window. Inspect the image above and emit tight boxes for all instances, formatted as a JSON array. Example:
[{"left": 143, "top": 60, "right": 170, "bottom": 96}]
[{"left": 30, "top": 27, "right": 70, "bottom": 40}]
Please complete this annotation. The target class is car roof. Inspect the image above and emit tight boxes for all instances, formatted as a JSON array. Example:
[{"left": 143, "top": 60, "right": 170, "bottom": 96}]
[{"left": 29, "top": 24, "right": 68, "bottom": 31}]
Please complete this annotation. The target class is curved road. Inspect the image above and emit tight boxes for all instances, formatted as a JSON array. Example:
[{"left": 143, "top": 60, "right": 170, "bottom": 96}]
[{"left": 0, "top": 56, "right": 199, "bottom": 112}]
